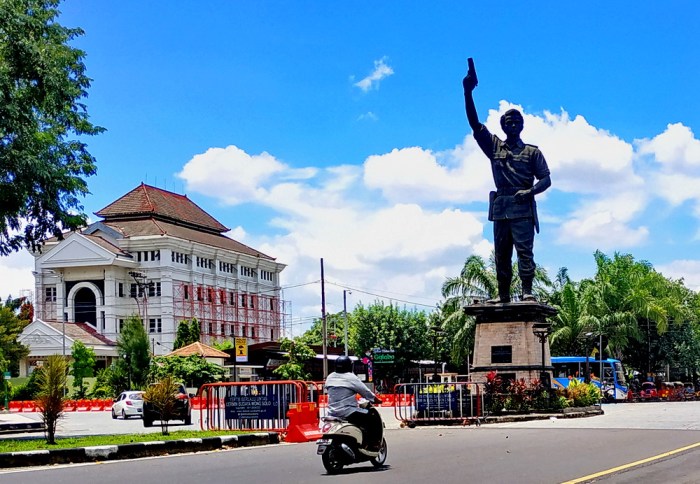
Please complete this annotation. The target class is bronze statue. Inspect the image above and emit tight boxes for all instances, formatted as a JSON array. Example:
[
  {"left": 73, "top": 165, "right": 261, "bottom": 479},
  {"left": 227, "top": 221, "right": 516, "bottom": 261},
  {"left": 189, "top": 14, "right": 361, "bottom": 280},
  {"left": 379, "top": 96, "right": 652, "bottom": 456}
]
[{"left": 463, "top": 58, "right": 551, "bottom": 304}]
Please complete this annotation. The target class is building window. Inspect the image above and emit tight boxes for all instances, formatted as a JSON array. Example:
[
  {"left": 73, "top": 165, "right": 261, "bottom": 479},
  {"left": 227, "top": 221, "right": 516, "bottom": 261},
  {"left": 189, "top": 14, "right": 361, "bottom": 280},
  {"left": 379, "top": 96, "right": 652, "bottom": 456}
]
[
  {"left": 149, "top": 318, "right": 162, "bottom": 334},
  {"left": 119, "top": 319, "right": 125, "bottom": 333},
  {"left": 241, "top": 266, "right": 257, "bottom": 278},
  {"left": 491, "top": 345, "right": 512, "bottom": 364},
  {"left": 260, "top": 270, "right": 274, "bottom": 282},
  {"left": 228, "top": 324, "right": 235, "bottom": 336},
  {"left": 229, "top": 292, "right": 236, "bottom": 305},
  {"left": 151, "top": 250, "right": 160, "bottom": 261},
  {"left": 148, "top": 281, "right": 161, "bottom": 297},
  {"left": 45, "top": 287, "right": 57, "bottom": 302},
  {"left": 118, "top": 283, "right": 124, "bottom": 298},
  {"left": 207, "top": 322, "right": 213, "bottom": 334},
  {"left": 240, "top": 294, "right": 247, "bottom": 308},
  {"left": 100, "top": 311, "right": 105, "bottom": 331},
  {"left": 130, "top": 284, "right": 138, "bottom": 298},
  {"left": 184, "top": 285, "right": 190, "bottom": 300},
  {"left": 250, "top": 326, "right": 255, "bottom": 339},
  {"left": 197, "top": 287, "right": 203, "bottom": 301}
]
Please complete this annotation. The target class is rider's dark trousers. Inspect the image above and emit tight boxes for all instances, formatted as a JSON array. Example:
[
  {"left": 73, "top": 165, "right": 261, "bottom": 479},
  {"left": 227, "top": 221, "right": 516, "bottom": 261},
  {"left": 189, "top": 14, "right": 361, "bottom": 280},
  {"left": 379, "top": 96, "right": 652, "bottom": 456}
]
[{"left": 346, "top": 407, "right": 382, "bottom": 449}]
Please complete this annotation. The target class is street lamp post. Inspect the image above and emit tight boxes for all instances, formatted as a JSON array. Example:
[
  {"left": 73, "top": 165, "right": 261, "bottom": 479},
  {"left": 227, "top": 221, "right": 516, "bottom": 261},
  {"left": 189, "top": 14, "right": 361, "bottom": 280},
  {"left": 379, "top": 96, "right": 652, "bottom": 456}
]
[
  {"left": 584, "top": 332, "right": 593, "bottom": 383},
  {"left": 430, "top": 325, "right": 444, "bottom": 383},
  {"left": 532, "top": 323, "right": 552, "bottom": 387}
]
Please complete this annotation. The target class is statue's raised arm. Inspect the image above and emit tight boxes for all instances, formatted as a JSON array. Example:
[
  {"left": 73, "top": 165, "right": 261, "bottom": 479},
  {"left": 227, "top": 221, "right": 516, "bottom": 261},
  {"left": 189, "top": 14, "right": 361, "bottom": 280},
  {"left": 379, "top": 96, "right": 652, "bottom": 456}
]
[{"left": 463, "top": 58, "right": 481, "bottom": 132}]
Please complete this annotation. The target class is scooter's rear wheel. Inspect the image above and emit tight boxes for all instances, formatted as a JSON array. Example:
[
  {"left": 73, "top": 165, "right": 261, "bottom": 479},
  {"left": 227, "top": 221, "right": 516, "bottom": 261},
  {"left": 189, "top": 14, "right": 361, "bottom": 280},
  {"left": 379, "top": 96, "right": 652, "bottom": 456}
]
[
  {"left": 322, "top": 446, "right": 345, "bottom": 474},
  {"left": 370, "top": 438, "right": 387, "bottom": 467}
]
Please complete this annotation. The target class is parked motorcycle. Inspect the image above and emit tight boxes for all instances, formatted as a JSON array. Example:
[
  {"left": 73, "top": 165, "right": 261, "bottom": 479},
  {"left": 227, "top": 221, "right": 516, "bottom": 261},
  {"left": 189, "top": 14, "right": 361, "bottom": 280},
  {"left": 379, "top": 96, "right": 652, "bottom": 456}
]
[{"left": 316, "top": 399, "right": 387, "bottom": 474}]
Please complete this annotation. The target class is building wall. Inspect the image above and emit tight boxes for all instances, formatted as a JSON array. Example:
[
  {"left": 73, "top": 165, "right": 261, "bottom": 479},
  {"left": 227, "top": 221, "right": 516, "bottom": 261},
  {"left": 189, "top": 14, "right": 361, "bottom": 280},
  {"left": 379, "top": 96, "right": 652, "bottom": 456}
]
[{"left": 33, "top": 234, "right": 288, "bottom": 356}]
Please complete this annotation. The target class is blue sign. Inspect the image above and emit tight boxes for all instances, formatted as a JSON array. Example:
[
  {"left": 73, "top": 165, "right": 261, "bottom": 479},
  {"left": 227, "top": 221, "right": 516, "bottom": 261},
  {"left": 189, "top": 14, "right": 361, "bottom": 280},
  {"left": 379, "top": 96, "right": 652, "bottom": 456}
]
[
  {"left": 224, "top": 392, "right": 280, "bottom": 419},
  {"left": 416, "top": 391, "right": 457, "bottom": 411}
]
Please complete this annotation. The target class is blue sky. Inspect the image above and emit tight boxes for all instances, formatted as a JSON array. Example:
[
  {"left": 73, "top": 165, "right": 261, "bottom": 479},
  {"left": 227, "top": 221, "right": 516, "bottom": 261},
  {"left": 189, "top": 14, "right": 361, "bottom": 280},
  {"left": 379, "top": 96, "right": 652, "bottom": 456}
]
[{"left": 3, "top": 1, "right": 700, "bottom": 335}]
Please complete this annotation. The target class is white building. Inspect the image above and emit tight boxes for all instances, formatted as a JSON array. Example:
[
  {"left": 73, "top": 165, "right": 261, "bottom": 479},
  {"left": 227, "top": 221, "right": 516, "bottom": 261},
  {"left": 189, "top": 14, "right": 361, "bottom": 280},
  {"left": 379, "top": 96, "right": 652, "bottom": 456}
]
[{"left": 22, "top": 183, "right": 287, "bottom": 375}]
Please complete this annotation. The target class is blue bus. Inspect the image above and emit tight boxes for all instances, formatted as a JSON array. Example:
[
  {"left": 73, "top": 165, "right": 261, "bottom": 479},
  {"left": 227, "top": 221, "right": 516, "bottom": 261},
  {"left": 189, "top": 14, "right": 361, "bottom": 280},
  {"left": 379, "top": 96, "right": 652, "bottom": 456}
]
[{"left": 551, "top": 356, "right": 628, "bottom": 401}]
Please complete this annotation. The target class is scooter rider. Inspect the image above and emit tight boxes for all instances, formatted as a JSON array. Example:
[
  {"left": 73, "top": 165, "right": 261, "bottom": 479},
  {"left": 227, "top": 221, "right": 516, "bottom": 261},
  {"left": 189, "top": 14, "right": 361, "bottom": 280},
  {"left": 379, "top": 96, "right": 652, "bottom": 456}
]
[{"left": 325, "top": 355, "right": 383, "bottom": 451}]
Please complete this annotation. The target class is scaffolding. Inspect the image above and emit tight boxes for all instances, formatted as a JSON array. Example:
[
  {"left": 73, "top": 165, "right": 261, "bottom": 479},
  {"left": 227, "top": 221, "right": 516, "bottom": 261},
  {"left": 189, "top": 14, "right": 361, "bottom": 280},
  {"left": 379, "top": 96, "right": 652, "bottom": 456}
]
[{"left": 172, "top": 281, "right": 290, "bottom": 344}]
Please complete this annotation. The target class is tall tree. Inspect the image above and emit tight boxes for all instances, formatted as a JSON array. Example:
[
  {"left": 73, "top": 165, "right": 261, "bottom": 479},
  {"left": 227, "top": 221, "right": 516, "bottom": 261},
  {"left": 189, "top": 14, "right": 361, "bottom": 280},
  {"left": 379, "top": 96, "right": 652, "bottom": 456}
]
[
  {"left": 173, "top": 320, "right": 199, "bottom": 350},
  {"left": 0, "top": 304, "right": 30, "bottom": 375},
  {"left": 116, "top": 316, "right": 151, "bottom": 389},
  {"left": 0, "top": 0, "right": 104, "bottom": 255},
  {"left": 351, "top": 301, "right": 431, "bottom": 384},
  {"left": 70, "top": 340, "right": 95, "bottom": 398}
]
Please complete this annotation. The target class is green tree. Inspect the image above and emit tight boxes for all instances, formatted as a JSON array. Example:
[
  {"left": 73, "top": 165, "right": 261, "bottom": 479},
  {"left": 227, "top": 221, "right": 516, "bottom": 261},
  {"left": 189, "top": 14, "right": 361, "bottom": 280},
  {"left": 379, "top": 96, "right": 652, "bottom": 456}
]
[
  {"left": 211, "top": 339, "right": 234, "bottom": 351},
  {"left": 143, "top": 375, "right": 178, "bottom": 435},
  {"left": 188, "top": 319, "right": 201, "bottom": 344},
  {"left": 273, "top": 338, "right": 315, "bottom": 380},
  {"left": 549, "top": 281, "right": 593, "bottom": 356},
  {"left": 150, "top": 355, "right": 225, "bottom": 388},
  {"left": 173, "top": 319, "right": 201, "bottom": 350},
  {"left": 298, "top": 312, "right": 350, "bottom": 350},
  {"left": 35, "top": 354, "right": 67, "bottom": 444},
  {"left": 87, "top": 367, "right": 114, "bottom": 399},
  {"left": 116, "top": 316, "right": 150, "bottom": 390},
  {"left": 70, "top": 340, "right": 95, "bottom": 398},
  {"left": 0, "top": 305, "right": 30, "bottom": 375},
  {"left": 0, "top": 0, "right": 104, "bottom": 255},
  {"left": 351, "top": 301, "right": 431, "bottom": 384}
]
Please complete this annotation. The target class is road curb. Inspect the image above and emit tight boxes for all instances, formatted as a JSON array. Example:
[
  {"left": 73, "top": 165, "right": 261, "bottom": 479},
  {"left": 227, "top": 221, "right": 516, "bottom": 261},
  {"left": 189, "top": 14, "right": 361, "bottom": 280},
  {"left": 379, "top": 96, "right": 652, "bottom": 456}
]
[{"left": 0, "top": 432, "right": 280, "bottom": 468}]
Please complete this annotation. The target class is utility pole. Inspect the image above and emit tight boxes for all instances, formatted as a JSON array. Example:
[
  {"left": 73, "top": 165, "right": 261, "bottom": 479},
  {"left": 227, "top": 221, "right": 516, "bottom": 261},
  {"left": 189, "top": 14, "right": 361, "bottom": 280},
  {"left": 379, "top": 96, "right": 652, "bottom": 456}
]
[{"left": 321, "top": 258, "right": 328, "bottom": 378}]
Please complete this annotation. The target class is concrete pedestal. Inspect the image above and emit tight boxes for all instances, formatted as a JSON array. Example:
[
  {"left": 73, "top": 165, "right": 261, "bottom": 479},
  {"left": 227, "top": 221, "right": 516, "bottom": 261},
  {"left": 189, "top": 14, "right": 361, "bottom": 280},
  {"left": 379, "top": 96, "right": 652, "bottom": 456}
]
[{"left": 464, "top": 301, "right": 557, "bottom": 384}]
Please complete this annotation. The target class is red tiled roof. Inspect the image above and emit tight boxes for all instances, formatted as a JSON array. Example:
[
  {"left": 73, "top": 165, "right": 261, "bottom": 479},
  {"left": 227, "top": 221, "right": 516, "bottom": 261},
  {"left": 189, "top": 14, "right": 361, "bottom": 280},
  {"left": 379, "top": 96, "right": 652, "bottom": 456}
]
[
  {"left": 102, "top": 219, "right": 275, "bottom": 260},
  {"left": 83, "top": 234, "right": 132, "bottom": 257},
  {"left": 44, "top": 321, "right": 116, "bottom": 346},
  {"left": 95, "top": 183, "right": 229, "bottom": 233},
  {"left": 166, "top": 342, "right": 229, "bottom": 358}
]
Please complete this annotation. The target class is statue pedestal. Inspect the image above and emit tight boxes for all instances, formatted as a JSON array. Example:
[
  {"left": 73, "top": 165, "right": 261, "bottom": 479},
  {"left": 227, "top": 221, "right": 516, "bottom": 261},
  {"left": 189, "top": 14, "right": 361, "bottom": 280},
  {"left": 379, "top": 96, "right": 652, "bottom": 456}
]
[{"left": 464, "top": 301, "right": 557, "bottom": 384}]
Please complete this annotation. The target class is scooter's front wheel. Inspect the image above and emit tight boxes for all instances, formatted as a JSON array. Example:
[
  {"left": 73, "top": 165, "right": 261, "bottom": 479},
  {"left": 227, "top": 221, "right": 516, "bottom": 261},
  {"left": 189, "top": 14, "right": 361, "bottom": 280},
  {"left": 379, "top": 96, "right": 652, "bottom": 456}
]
[
  {"left": 322, "top": 445, "right": 345, "bottom": 474},
  {"left": 370, "top": 438, "right": 388, "bottom": 467}
]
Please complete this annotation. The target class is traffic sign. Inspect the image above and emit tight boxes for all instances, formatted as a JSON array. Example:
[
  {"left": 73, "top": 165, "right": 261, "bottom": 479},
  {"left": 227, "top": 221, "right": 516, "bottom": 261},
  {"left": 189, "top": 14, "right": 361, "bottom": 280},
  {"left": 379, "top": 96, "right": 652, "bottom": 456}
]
[{"left": 235, "top": 337, "right": 248, "bottom": 363}]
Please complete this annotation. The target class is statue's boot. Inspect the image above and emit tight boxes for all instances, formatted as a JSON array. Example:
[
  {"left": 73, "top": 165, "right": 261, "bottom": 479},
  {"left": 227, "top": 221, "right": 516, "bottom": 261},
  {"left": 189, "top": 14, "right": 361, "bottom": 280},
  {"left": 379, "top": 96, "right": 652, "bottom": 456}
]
[
  {"left": 486, "top": 293, "right": 511, "bottom": 304},
  {"left": 521, "top": 279, "right": 536, "bottom": 302}
]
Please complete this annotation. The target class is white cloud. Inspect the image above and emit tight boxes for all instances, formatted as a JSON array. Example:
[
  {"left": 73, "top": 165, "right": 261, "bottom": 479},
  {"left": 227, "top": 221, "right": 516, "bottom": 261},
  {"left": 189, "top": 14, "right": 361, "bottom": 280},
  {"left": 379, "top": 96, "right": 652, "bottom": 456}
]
[
  {"left": 656, "top": 260, "right": 700, "bottom": 292},
  {"left": 556, "top": 192, "right": 649, "bottom": 249},
  {"left": 0, "top": 251, "right": 35, "bottom": 301},
  {"left": 353, "top": 57, "right": 394, "bottom": 92},
  {"left": 637, "top": 123, "right": 700, "bottom": 173}
]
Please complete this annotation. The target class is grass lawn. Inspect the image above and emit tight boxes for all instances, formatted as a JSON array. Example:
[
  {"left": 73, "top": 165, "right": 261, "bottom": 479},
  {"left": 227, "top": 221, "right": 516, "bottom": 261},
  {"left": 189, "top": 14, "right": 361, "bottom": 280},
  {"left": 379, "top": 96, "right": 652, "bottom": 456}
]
[{"left": 0, "top": 429, "right": 248, "bottom": 453}]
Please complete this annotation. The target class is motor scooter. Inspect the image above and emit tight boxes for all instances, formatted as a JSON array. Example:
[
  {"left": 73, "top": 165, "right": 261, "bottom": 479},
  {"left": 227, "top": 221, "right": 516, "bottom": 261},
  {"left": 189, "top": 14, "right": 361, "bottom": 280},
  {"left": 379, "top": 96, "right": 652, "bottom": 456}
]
[{"left": 316, "top": 399, "right": 387, "bottom": 474}]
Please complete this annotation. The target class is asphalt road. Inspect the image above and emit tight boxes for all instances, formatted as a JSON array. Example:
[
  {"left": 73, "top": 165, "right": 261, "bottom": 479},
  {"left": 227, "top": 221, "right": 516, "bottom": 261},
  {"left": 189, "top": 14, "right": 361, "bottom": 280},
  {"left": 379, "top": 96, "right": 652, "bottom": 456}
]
[{"left": 2, "top": 403, "right": 700, "bottom": 483}]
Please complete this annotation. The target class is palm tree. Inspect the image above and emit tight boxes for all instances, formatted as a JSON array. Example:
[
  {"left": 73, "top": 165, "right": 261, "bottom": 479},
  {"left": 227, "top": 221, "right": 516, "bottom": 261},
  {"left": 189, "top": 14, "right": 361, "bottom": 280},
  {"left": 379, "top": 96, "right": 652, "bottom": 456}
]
[{"left": 549, "top": 282, "right": 593, "bottom": 355}]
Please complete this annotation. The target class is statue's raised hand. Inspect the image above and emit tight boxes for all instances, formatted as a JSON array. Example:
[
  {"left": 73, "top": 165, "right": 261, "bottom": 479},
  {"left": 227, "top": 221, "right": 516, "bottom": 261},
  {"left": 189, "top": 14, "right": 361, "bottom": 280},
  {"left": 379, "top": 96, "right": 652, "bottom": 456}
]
[{"left": 463, "top": 57, "right": 478, "bottom": 92}]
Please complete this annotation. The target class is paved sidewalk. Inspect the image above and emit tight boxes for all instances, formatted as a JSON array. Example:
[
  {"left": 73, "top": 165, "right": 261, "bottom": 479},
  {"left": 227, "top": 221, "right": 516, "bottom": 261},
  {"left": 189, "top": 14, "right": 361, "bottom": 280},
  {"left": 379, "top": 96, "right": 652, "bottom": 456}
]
[{"left": 0, "top": 413, "right": 43, "bottom": 434}]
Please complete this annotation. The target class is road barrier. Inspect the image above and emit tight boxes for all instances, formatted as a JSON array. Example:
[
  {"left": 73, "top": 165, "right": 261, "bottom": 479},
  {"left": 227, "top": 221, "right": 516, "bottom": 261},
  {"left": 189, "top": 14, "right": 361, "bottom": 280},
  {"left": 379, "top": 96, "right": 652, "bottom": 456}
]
[
  {"left": 393, "top": 382, "right": 484, "bottom": 426},
  {"left": 198, "top": 380, "right": 313, "bottom": 435}
]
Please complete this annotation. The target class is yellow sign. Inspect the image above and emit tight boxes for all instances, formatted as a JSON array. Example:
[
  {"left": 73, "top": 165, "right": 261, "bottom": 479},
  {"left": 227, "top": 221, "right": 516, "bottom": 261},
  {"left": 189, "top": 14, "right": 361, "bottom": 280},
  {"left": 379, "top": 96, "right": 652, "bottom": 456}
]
[{"left": 235, "top": 337, "right": 248, "bottom": 362}]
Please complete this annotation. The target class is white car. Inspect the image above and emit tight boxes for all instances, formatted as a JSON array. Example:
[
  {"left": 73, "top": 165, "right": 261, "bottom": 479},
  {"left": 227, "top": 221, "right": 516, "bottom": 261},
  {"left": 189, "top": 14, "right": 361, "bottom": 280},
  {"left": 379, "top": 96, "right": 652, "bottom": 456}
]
[{"left": 111, "top": 391, "right": 145, "bottom": 419}]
